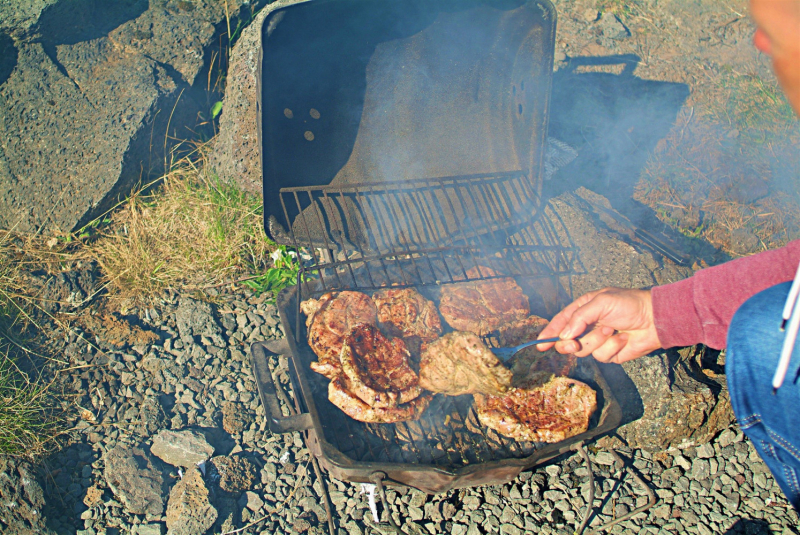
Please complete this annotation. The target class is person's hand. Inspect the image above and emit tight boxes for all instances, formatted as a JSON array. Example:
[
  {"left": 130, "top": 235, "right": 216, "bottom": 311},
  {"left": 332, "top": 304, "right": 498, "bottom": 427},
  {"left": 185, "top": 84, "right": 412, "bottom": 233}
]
[{"left": 536, "top": 287, "right": 662, "bottom": 364}]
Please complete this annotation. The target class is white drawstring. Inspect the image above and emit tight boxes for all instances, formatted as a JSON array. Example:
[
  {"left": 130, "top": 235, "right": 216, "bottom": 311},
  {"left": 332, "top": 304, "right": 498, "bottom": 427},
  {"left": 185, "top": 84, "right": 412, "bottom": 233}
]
[{"left": 775, "top": 261, "right": 800, "bottom": 392}]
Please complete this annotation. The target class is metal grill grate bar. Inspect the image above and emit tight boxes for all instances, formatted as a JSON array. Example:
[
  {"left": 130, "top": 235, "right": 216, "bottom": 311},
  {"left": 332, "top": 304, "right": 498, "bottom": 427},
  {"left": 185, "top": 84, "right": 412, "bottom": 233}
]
[{"left": 277, "top": 171, "right": 577, "bottom": 298}]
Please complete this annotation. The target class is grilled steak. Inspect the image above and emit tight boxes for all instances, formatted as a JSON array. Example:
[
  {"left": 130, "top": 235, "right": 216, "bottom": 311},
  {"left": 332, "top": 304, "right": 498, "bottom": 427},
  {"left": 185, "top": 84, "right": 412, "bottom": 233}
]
[
  {"left": 419, "top": 332, "right": 512, "bottom": 396},
  {"left": 372, "top": 288, "right": 442, "bottom": 356},
  {"left": 301, "top": 291, "right": 377, "bottom": 379},
  {"left": 497, "top": 315, "right": 550, "bottom": 347},
  {"left": 474, "top": 376, "right": 596, "bottom": 443},
  {"left": 329, "top": 375, "right": 432, "bottom": 423},
  {"left": 439, "top": 266, "right": 529, "bottom": 336},
  {"left": 339, "top": 323, "right": 422, "bottom": 408},
  {"left": 497, "top": 316, "right": 577, "bottom": 386}
]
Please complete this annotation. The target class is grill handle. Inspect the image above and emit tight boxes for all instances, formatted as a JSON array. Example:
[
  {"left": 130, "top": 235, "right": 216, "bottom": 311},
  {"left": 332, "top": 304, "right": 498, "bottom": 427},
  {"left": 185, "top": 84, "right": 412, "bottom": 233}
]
[{"left": 250, "top": 340, "right": 313, "bottom": 434}]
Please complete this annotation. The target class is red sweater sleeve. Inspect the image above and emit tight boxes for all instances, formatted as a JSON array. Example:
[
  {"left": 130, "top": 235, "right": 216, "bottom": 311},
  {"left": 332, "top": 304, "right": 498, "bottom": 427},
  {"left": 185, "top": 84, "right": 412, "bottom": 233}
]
[{"left": 651, "top": 240, "right": 800, "bottom": 349}]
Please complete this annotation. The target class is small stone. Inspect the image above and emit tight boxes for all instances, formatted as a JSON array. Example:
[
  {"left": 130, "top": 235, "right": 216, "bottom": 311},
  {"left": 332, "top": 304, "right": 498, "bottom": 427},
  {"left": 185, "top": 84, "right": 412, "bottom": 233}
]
[
  {"left": 594, "top": 451, "right": 615, "bottom": 466},
  {"left": 137, "top": 524, "right": 164, "bottom": 535},
  {"left": 452, "top": 523, "right": 468, "bottom": 535},
  {"left": 466, "top": 523, "right": 481, "bottom": 535},
  {"left": 222, "top": 401, "right": 254, "bottom": 434},
  {"left": 500, "top": 525, "right": 521, "bottom": 535},
  {"left": 697, "top": 523, "right": 713, "bottom": 535},
  {"left": 652, "top": 504, "right": 671, "bottom": 519},
  {"left": 673, "top": 455, "right": 691, "bottom": 471},
  {"left": 717, "top": 429, "right": 736, "bottom": 448},
  {"left": 724, "top": 492, "right": 740, "bottom": 513},
  {"left": 661, "top": 467, "right": 683, "bottom": 484},
  {"left": 543, "top": 490, "right": 564, "bottom": 502},
  {"left": 408, "top": 506, "right": 424, "bottom": 521},
  {"left": 150, "top": 430, "right": 214, "bottom": 468},
  {"left": 753, "top": 472, "right": 768, "bottom": 489},
  {"left": 545, "top": 465, "right": 561, "bottom": 478},
  {"left": 409, "top": 490, "right": 427, "bottom": 508},
  {"left": 582, "top": 8, "right": 599, "bottom": 22},
  {"left": 83, "top": 485, "right": 104, "bottom": 507},
  {"left": 166, "top": 466, "right": 217, "bottom": 535},
  {"left": 244, "top": 491, "right": 264, "bottom": 512},
  {"left": 691, "top": 459, "right": 711, "bottom": 480},
  {"left": 554, "top": 500, "right": 571, "bottom": 512},
  {"left": 696, "top": 443, "right": 715, "bottom": 459}
]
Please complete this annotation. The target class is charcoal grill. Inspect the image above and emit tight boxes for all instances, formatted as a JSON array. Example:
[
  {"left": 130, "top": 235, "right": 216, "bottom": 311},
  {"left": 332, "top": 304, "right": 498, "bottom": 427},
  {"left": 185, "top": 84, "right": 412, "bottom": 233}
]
[
  {"left": 251, "top": 175, "right": 623, "bottom": 495},
  {"left": 249, "top": 0, "right": 622, "bottom": 501}
]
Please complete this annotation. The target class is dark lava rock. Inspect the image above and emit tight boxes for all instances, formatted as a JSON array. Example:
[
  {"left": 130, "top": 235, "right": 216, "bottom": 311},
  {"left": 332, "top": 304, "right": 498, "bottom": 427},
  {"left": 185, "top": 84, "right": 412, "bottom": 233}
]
[
  {"left": 103, "top": 444, "right": 166, "bottom": 516},
  {"left": 0, "top": 0, "right": 262, "bottom": 233},
  {"left": 0, "top": 456, "right": 54, "bottom": 535},
  {"left": 221, "top": 401, "right": 253, "bottom": 436},
  {"left": 139, "top": 395, "right": 168, "bottom": 437},
  {"left": 27, "top": 261, "right": 99, "bottom": 313},
  {"left": 176, "top": 297, "right": 222, "bottom": 344},
  {"left": 208, "top": 455, "right": 256, "bottom": 494},
  {"left": 165, "top": 466, "right": 217, "bottom": 535}
]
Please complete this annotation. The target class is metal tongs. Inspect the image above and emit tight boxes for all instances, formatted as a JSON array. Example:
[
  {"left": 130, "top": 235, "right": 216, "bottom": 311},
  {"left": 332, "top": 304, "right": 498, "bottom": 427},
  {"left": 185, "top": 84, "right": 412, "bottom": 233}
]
[{"left": 493, "top": 336, "right": 581, "bottom": 362}]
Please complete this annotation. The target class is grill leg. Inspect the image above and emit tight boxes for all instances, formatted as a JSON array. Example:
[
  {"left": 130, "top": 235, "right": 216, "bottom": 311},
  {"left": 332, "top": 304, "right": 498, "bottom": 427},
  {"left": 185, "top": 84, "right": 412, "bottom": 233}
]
[
  {"left": 574, "top": 443, "right": 595, "bottom": 535},
  {"left": 573, "top": 447, "right": 658, "bottom": 535},
  {"left": 369, "top": 472, "right": 422, "bottom": 535}
]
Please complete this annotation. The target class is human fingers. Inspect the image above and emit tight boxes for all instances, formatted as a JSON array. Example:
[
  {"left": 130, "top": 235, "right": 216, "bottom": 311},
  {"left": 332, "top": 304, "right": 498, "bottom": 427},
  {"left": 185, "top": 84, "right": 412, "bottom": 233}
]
[
  {"left": 569, "top": 325, "right": 616, "bottom": 357},
  {"left": 557, "top": 291, "right": 620, "bottom": 341},
  {"left": 537, "top": 290, "right": 605, "bottom": 351},
  {"left": 590, "top": 332, "right": 630, "bottom": 363},
  {"left": 612, "top": 332, "right": 662, "bottom": 363}
]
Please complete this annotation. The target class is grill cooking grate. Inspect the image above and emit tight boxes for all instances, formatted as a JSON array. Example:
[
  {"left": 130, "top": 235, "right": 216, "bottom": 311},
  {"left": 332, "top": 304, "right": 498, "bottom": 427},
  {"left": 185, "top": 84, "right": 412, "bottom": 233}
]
[
  {"left": 271, "top": 171, "right": 579, "bottom": 301},
  {"left": 305, "top": 357, "right": 606, "bottom": 468}
]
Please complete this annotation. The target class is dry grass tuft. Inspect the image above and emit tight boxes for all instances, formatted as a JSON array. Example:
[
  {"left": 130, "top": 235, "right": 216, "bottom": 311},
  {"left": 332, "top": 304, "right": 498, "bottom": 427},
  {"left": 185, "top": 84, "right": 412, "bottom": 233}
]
[
  {"left": 0, "top": 232, "right": 65, "bottom": 457},
  {"left": 635, "top": 71, "right": 800, "bottom": 257},
  {"left": 88, "top": 146, "right": 275, "bottom": 304}
]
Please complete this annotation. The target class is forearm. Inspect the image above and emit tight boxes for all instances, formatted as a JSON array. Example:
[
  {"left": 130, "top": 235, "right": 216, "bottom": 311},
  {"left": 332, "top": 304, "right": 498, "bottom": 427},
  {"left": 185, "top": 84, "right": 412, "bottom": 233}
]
[{"left": 652, "top": 240, "right": 800, "bottom": 349}]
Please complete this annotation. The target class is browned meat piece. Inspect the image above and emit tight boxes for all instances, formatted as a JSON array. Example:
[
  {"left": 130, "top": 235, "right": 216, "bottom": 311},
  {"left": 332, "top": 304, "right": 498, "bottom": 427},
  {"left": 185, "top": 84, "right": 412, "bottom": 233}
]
[
  {"left": 372, "top": 288, "right": 442, "bottom": 356},
  {"left": 419, "top": 332, "right": 512, "bottom": 396},
  {"left": 300, "top": 291, "right": 377, "bottom": 379},
  {"left": 474, "top": 376, "right": 596, "bottom": 443},
  {"left": 439, "top": 266, "right": 529, "bottom": 336},
  {"left": 339, "top": 324, "right": 422, "bottom": 408},
  {"left": 497, "top": 316, "right": 576, "bottom": 386},
  {"left": 328, "top": 376, "right": 432, "bottom": 423},
  {"left": 497, "top": 315, "right": 550, "bottom": 347},
  {"left": 508, "top": 348, "right": 577, "bottom": 385}
]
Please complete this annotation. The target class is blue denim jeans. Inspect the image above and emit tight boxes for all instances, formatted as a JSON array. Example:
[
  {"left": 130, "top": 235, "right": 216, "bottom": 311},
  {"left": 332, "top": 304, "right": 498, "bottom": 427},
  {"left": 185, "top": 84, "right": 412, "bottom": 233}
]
[{"left": 727, "top": 282, "right": 800, "bottom": 511}]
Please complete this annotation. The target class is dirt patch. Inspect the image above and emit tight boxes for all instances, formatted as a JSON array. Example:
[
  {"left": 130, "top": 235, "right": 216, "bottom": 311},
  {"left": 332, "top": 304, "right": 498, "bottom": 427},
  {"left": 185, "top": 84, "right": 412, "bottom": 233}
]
[{"left": 79, "top": 313, "right": 159, "bottom": 348}]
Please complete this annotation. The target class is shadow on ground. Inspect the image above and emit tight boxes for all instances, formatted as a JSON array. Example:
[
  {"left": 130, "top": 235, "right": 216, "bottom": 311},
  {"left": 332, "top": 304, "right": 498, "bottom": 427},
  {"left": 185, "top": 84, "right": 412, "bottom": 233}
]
[
  {"left": 35, "top": 0, "right": 148, "bottom": 77},
  {"left": 724, "top": 518, "right": 774, "bottom": 534},
  {"left": 546, "top": 54, "right": 727, "bottom": 265}
]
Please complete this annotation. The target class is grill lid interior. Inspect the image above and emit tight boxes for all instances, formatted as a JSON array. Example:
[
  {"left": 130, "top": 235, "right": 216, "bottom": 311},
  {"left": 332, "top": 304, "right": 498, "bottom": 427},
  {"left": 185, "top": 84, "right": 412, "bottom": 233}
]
[{"left": 260, "top": 0, "right": 556, "bottom": 244}]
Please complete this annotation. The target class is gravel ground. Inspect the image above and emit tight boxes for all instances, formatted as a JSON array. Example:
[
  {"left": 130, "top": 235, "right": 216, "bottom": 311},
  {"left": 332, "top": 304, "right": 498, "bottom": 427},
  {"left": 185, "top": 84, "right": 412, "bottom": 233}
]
[{"left": 32, "top": 286, "right": 799, "bottom": 535}]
